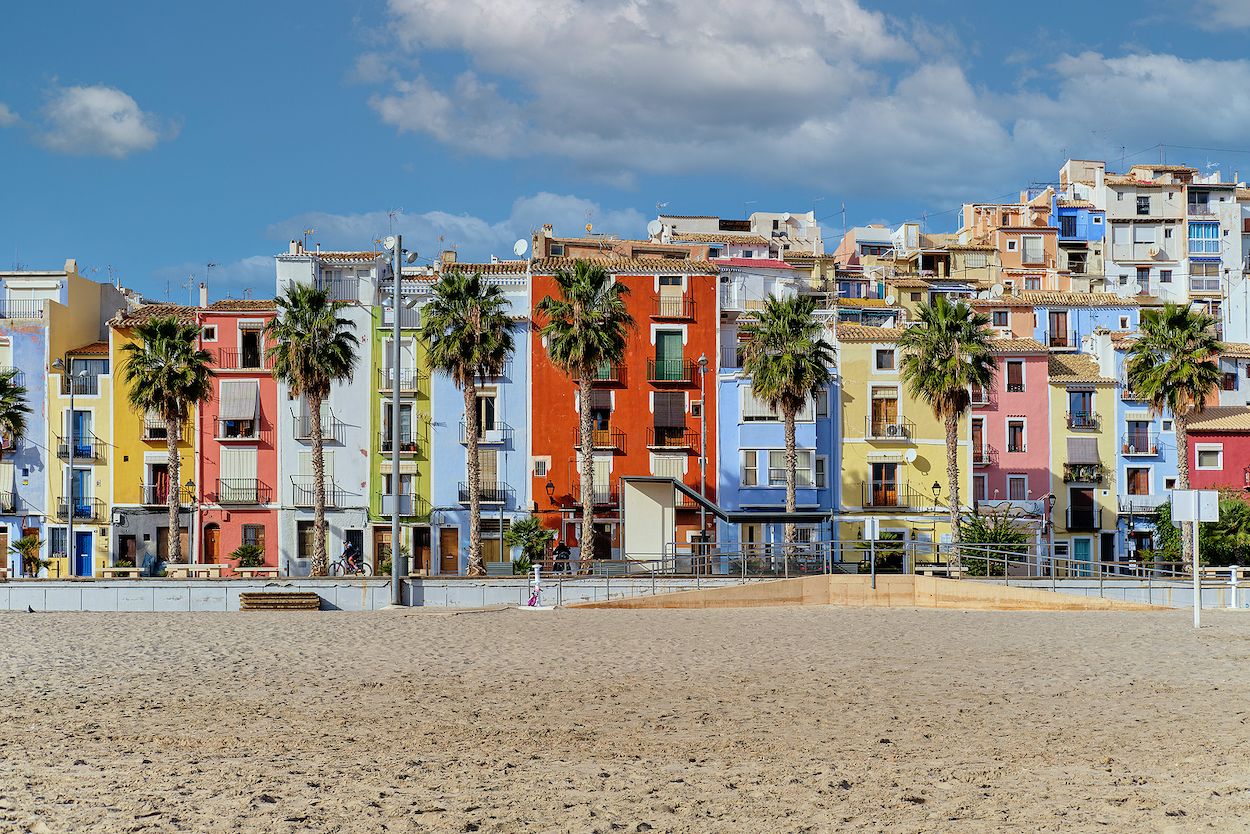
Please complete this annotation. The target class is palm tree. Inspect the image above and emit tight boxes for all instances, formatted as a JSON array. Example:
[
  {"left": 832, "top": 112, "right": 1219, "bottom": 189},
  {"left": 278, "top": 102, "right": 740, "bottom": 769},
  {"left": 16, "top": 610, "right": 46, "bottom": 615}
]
[
  {"left": 423, "top": 270, "right": 516, "bottom": 577},
  {"left": 739, "top": 295, "right": 835, "bottom": 544},
  {"left": 536, "top": 260, "right": 634, "bottom": 572},
  {"left": 1125, "top": 302, "right": 1222, "bottom": 570},
  {"left": 266, "top": 284, "right": 359, "bottom": 576},
  {"left": 897, "top": 295, "right": 996, "bottom": 556},
  {"left": 120, "top": 316, "right": 213, "bottom": 565},
  {"left": 0, "top": 368, "right": 30, "bottom": 465}
]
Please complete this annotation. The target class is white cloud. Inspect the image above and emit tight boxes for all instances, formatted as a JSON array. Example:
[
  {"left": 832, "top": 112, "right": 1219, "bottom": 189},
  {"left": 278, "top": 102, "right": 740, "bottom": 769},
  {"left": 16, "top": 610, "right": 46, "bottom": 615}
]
[
  {"left": 267, "top": 193, "right": 647, "bottom": 262},
  {"left": 151, "top": 256, "right": 274, "bottom": 302},
  {"left": 1194, "top": 0, "right": 1250, "bottom": 29},
  {"left": 364, "top": 0, "right": 1250, "bottom": 200},
  {"left": 0, "top": 103, "right": 18, "bottom": 127},
  {"left": 37, "top": 85, "right": 175, "bottom": 158}
]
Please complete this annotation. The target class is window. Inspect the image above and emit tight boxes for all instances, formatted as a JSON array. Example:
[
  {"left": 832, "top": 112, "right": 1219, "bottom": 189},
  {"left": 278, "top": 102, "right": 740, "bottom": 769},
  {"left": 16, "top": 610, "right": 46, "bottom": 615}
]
[
  {"left": 1160, "top": 270, "right": 1172, "bottom": 284},
  {"left": 1164, "top": 227, "right": 1172, "bottom": 238},
  {"left": 1059, "top": 215, "right": 1077, "bottom": 237},
  {"left": 1007, "top": 475, "right": 1028, "bottom": 501},
  {"left": 741, "top": 249, "right": 754, "bottom": 259},
  {"left": 992, "top": 311, "right": 1008, "bottom": 327},
  {"left": 1119, "top": 316, "right": 1130, "bottom": 329},
  {"left": 815, "top": 457, "right": 827, "bottom": 489},
  {"left": 297, "top": 520, "right": 316, "bottom": 560},
  {"left": 1117, "top": 192, "right": 1125, "bottom": 201},
  {"left": 973, "top": 475, "right": 987, "bottom": 503},
  {"left": 239, "top": 326, "right": 263, "bottom": 369},
  {"left": 242, "top": 524, "right": 265, "bottom": 550},
  {"left": 1222, "top": 372, "right": 1238, "bottom": 391},
  {"left": 910, "top": 292, "right": 921, "bottom": 302},
  {"left": 971, "top": 381, "right": 988, "bottom": 405},
  {"left": 1196, "top": 444, "right": 1223, "bottom": 470},
  {"left": 532, "top": 458, "right": 548, "bottom": 477},
  {"left": 1137, "top": 196, "right": 1150, "bottom": 216},
  {"left": 1007, "top": 420, "right": 1025, "bottom": 453},
  {"left": 769, "top": 450, "right": 814, "bottom": 487},
  {"left": 1006, "top": 360, "right": 1024, "bottom": 392},
  {"left": 1165, "top": 477, "right": 1177, "bottom": 490},
  {"left": 1068, "top": 390, "right": 1095, "bottom": 428},
  {"left": 1189, "top": 221, "right": 1219, "bottom": 254},
  {"left": 1126, "top": 468, "right": 1150, "bottom": 496},
  {"left": 965, "top": 253, "right": 988, "bottom": 269},
  {"left": 202, "top": 326, "right": 217, "bottom": 342},
  {"left": 1093, "top": 215, "right": 1103, "bottom": 224},
  {"left": 741, "top": 450, "right": 758, "bottom": 486},
  {"left": 1006, "top": 240, "right": 1017, "bottom": 251},
  {"left": 549, "top": 243, "right": 565, "bottom": 256},
  {"left": 652, "top": 391, "right": 687, "bottom": 445},
  {"left": 815, "top": 389, "right": 828, "bottom": 420},
  {"left": 875, "top": 348, "right": 895, "bottom": 370},
  {"left": 1024, "top": 277, "right": 1041, "bottom": 290},
  {"left": 1162, "top": 419, "right": 1174, "bottom": 432},
  {"left": 1136, "top": 267, "right": 1150, "bottom": 289},
  {"left": 870, "top": 387, "right": 900, "bottom": 436},
  {"left": 742, "top": 385, "right": 813, "bottom": 422},
  {"left": 1022, "top": 235, "right": 1044, "bottom": 265},
  {"left": 1190, "top": 260, "right": 1221, "bottom": 292}
]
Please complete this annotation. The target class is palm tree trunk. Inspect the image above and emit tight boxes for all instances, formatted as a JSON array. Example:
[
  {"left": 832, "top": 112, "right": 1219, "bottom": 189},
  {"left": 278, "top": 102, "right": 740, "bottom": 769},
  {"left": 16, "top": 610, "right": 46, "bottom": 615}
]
[
  {"left": 1176, "top": 415, "right": 1195, "bottom": 571},
  {"left": 578, "top": 374, "right": 595, "bottom": 574},
  {"left": 944, "top": 409, "right": 962, "bottom": 566},
  {"left": 167, "top": 417, "right": 182, "bottom": 564},
  {"left": 783, "top": 405, "right": 798, "bottom": 545},
  {"left": 309, "top": 391, "right": 328, "bottom": 577},
  {"left": 464, "top": 381, "right": 484, "bottom": 577}
]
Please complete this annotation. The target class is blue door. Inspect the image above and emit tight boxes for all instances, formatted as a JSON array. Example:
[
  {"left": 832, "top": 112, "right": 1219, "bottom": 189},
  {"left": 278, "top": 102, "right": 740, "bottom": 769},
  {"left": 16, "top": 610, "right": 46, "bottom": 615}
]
[
  {"left": 1072, "top": 538, "right": 1092, "bottom": 578},
  {"left": 73, "top": 531, "right": 92, "bottom": 576},
  {"left": 71, "top": 469, "right": 91, "bottom": 518},
  {"left": 72, "top": 411, "right": 91, "bottom": 456}
]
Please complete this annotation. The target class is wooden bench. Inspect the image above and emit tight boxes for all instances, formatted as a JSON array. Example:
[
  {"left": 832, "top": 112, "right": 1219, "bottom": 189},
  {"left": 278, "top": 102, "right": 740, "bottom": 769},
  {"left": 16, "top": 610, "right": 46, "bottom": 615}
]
[
  {"left": 100, "top": 566, "right": 142, "bottom": 579},
  {"left": 165, "top": 563, "right": 225, "bottom": 579},
  {"left": 235, "top": 566, "right": 281, "bottom": 579}
]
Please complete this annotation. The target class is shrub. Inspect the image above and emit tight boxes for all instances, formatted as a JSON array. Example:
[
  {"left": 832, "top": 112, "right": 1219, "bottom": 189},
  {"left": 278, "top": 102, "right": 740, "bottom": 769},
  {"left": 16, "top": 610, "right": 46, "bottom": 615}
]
[
  {"left": 11, "top": 534, "right": 45, "bottom": 577},
  {"left": 231, "top": 544, "right": 266, "bottom": 568}
]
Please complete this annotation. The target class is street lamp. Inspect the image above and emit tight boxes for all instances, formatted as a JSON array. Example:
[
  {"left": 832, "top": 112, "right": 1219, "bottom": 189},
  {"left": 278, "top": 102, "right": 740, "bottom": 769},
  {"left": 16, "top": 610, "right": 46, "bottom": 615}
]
[
  {"left": 545, "top": 480, "right": 555, "bottom": 503},
  {"left": 931, "top": 481, "right": 941, "bottom": 504},
  {"left": 1046, "top": 493, "right": 1058, "bottom": 586},
  {"left": 382, "top": 235, "right": 418, "bottom": 605}
]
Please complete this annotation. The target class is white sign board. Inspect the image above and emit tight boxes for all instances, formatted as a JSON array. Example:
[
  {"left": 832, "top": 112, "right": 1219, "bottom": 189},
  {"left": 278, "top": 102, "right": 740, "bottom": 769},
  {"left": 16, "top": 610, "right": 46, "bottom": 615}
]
[
  {"left": 863, "top": 517, "right": 880, "bottom": 541},
  {"left": 1171, "top": 489, "right": 1220, "bottom": 523}
]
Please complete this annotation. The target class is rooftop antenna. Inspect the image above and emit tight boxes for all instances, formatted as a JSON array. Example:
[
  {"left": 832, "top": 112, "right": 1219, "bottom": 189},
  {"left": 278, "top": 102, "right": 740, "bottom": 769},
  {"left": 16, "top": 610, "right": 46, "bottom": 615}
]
[
  {"left": 302, "top": 228, "right": 315, "bottom": 248},
  {"left": 744, "top": 200, "right": 757, "bottom": 218},
  {"left": 655, "top": 201, "right": 669, "bottom": 212},
  {"left": 387, "top": 207, "right": 403, "bottom": 234}
]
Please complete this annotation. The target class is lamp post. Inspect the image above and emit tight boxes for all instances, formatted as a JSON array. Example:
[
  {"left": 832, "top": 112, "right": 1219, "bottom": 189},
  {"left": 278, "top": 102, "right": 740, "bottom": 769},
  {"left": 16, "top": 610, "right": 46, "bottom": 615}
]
[
  {"left": 697, "top": 353, "right": 709, "bottom": 543},
  {"left": 382, "top": 235, "right": 418, "bottom": 606},
  {"left": 1046, "top": 492, "right": 1057, "bottom": 591},
  {"left": 185, "top": 478, "right": 196, "bottom": 565}
]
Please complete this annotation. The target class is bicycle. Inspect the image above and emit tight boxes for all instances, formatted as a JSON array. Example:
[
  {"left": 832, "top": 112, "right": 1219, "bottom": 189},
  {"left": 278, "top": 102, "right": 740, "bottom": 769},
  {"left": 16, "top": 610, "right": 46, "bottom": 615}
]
[{"left": 329, "top": 554, "right": 373, "bottom": 576}]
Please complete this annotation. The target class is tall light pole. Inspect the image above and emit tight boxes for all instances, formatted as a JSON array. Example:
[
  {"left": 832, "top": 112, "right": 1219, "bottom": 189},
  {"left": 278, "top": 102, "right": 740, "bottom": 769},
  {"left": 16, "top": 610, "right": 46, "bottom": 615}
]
[{"left": 383, "top": 236, "right": 417, "bottom": 605}]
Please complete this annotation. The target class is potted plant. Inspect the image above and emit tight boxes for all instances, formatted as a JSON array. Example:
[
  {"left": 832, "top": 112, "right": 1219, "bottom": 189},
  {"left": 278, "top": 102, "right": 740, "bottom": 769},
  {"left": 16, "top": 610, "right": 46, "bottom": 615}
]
[
  {"left": 11, "top": 534, "right": 46, "bottom": 578},
  {"left": 231, "top": 543, "right": 266, "bottom": 568}
]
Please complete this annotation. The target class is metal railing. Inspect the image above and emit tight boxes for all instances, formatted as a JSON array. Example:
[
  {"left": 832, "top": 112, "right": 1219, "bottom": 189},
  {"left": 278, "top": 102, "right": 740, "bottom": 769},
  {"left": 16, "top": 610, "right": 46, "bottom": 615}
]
[
  {"left": 972, "top": 444, "right": 998, "bottom": 466},
  {"left": 1047, "top": 330, "right": 1079, "bottom": 349},
  {"left": 1121, "top": 432, "right": 1160, "bottom": 455},
  {"left": 315, "top": 275, "right": 359, "bottom": 302},
  {"left": 574, "top": 426, "right": 626, "bottom": 451},
  {"left": 647, "top": 358, "right": 697, "bottom": 384},
  {"left": 55, "top": 435, "right": 104, "bottom": 462},
  {"left": 575, "top": 361, "right": 625, "bottom": 385},
  {"left": 216, "top": 347, "right": 272, "bottom": 370},
  {"left": 1066, "top": 410, "right": 1100, "bottom": 430},
  {"left": 0, "top": 299, "right": 45, "bottom": 319},
  {"left": 216, "top": 479, "right": 272, "bottom": 504},
  {"left": 459, "top": 420, "right": 513, "bottom": 445},
  {"left": 647, "top": 426, "right": 698, "bottom": 449},
  {"left": 0, "top": 491, "right": 13, "bottom": 512},
  {"left": 860, "top": 481, "right": 933, "bottom": 510},
  {"left": 458, "top": 481, "right": 511, "bottom": 504},
  {"left": 865, "top": 418, "right": 913, "bottom": 440},
  {"left": 55, "top": 497, "right": 104, "bottom": 522},
  {"left": 0, "top": 367, "right": 25, "bottom": 386},
  {"left": 141, "top": 484, "right": 194, "bottom": 506},
  {"left": 1062, "top": 462, "right": 1106, "bottom": 483},
  {"left": 291, "top": 481, "right": 347, "bottom": 508},
  {"left": 652, "top": 295, "right": 695, "bottom": 319},
  {"left": 378, "top": 367, "right": 423, "bottom": 390},
  {"left": 215, "top": 419, "right": 261, "bottom": 441},
  {"left": 61, "top": 375, "right": 101, "bottom": 396},
  {"left": 1119, "top": 377, "right": 1145, "bottom": 401},
  {"left": 1065, "top": 507, "right": 1103, "bottom": 530},
  {"left": 379, "top": 431, "right": 423, "bottom": 454},
  {"left": 293, "top": 413, "right": 346, "bottom": 442}
]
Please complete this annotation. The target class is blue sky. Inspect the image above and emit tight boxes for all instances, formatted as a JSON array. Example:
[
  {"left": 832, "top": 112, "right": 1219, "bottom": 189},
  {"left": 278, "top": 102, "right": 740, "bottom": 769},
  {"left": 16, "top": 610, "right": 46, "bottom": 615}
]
[{"left": 4, "top": 0, "right": 1250, "bottom": 300}]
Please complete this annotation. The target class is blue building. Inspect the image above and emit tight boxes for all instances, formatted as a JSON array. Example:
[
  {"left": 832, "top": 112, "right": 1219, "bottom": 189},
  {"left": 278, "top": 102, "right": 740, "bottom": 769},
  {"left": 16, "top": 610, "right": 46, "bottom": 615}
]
[
  {"left": 427, "top": 262, "right": 532, "bottom": 574},
  {"left": 1027, "top": 293, "right": 1139, "bottom": 352}
]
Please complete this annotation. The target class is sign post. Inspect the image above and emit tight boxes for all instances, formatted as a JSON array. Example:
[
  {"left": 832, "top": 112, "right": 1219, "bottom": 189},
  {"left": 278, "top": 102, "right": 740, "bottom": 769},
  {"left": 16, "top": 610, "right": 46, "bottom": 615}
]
[
  {"left": 1171, "top": 489, "right": 1220, "bottom": 628},
  {"left": 864, "top": 517, "right": 880, "bottom": 590}
]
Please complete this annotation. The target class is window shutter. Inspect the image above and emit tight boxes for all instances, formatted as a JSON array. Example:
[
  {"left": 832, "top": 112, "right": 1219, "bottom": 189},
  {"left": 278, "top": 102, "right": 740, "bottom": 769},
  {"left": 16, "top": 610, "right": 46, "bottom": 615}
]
[
  {"left": 653, "top": 392, "right": 685, "bottom": 427},
  {"left": 590, "top": 388, "right": 612, "bottom": 410}
]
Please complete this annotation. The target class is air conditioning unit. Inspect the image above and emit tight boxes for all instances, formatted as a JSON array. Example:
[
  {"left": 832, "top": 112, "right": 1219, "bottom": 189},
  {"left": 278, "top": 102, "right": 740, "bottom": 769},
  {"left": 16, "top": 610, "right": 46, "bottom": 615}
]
[
  {"left": 996, "top": 327, "right": 1013, "bottom": 337},
  {"left": 886, "top": 424, "right": 900, "bottom": 437},
  {"left": 690, "top": 400, "right": 703, "bottom": 418}
]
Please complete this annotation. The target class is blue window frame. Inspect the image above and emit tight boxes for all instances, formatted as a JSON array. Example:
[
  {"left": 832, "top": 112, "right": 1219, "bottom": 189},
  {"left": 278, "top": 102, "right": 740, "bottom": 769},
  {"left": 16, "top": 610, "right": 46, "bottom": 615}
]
[{"left": 1188, "top": 221, "right": 1220, "bottom": 254}]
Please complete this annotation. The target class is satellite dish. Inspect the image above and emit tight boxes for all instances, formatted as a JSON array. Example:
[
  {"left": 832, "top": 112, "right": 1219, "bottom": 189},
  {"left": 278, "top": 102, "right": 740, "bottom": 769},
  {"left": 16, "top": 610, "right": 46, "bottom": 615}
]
[
  {"left": 382, "top": 235, "right": 397, "bottom": 251},
  {"left": 885, "top": 293, "right": 897, "bottom": 305},
  {"left": 990, "top": 283, "right": 1004, "bottom": 298},
  {"left": 781, "top": 212, "right": 791, "bottom": 222},
  {"left": 646, "top": 219, "right": 663, "bottom": 237},
  {"left": 904, "top": 449, "right": 918, "bottom": 464},
  {"left": 513, "top": 239, "right": 528, "bottom": 257},
  {"left": 1129, "top": 281, "right": 1142, "bottom": 295},
  {"left": 976, "top": 290, "right": 990, "bottom": 300}
]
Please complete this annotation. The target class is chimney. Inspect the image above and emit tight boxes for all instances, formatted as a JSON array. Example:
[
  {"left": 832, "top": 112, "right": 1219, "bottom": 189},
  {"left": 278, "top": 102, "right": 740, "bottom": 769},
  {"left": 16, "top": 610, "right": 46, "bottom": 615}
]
[
  {"left": 441, "top": 250, "right": 457, "bottom": 266},
  {"left": 289, "top": 240, "right": 299, "bottom": 255},
  {"left": 198, "top": 282, "right": 208, "bottom": 308}
]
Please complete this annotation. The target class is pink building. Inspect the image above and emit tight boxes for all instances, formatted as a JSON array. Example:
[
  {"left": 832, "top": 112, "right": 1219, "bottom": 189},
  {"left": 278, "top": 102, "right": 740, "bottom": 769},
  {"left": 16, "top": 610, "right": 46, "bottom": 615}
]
[
  {"left": 194, "top": 300, "right": 279, "bottom": 573},
  {"left": 1186, "top": 407, "right": 1250, "bottom": 491},
  {"left": 971, "top": 339, "right": 1052, "bottom": 508}
]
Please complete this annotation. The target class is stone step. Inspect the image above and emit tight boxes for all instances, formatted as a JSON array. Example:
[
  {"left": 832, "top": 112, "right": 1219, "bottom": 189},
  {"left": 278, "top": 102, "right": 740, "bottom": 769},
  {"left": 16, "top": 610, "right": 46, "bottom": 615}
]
[{"left": 239, "top": 592, "right": 322, "bottom": 611}]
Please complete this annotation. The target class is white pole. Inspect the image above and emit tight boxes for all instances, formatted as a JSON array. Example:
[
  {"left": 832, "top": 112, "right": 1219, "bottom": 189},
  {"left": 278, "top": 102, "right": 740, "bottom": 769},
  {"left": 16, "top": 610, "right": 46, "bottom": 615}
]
[{"left": 1192, "top": 519, "right": 1201, "bottom": 629}]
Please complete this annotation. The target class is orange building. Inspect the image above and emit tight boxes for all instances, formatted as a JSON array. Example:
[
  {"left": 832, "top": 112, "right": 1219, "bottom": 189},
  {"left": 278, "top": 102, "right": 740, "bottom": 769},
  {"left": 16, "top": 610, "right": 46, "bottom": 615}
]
[{"left": 528, "top": 231, "right": 719, "bottom": 563}]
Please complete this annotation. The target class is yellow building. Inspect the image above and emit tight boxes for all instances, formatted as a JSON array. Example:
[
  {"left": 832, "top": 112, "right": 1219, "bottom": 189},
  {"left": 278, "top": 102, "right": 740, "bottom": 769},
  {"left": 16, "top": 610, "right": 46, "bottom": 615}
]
[
  {"left": 836, "top": 326, "right": 968, "bottom": 560},
  {"left": 109, "top": 305, "right": 198, "bottom": 569},
  {"left": 1046, "top": 353, "right": 1118, "bottom": 572}
]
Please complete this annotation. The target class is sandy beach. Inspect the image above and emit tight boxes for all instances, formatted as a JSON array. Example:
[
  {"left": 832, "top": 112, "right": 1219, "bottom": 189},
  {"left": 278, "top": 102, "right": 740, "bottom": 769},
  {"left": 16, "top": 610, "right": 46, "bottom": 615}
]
[{"left": 0, "top": 606, "right": 1247, "bottom": 833}]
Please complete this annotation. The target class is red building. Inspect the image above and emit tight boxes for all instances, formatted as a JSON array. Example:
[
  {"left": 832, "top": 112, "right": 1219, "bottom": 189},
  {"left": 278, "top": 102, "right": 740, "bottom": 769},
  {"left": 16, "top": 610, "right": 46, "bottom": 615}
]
[
  {"left": 1185, "top": 406, "right": 1250, "bottom": 491},
  {"left": 529, "top": 229, "right": 719, "bottom": 562},
  {"left": 194, "top": 300, "right": 280, "bottom": 573},
  {"left": 970, "top": 338, "right": 1051, "bottom": 508}
]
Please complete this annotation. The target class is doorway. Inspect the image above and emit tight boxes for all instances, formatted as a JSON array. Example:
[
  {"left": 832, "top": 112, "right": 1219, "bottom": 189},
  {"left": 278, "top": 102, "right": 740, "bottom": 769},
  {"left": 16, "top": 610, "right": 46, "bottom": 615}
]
[
  {"left": 73, "top": 531, "right": 92, "bottom": 576},
  {"left": 439, "top": 527, "right": 460, "bottom": 574},
  {"left": 1072, "top": 538, "right": 1093, "bottom": 577},
  {"left": 412, "top": 526, "right": 430, "bottom": 573},
  {"left": 204, "top": 524, "right": 221, "bottom": 563},
  {"left": 1100, "top": 532, "right": 1116, "bottom": 568}
]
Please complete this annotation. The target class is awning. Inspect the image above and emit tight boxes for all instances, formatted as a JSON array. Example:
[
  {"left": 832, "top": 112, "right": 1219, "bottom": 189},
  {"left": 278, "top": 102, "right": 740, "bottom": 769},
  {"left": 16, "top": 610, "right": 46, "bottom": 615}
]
[
  {"left": 220, "top": 381, "right": 258, "bottom": 421},
  {"left": 867, "top": 451, "right": 903, "bottom": 462},
  {"left": 1067, "top": 437, "right": 1100, "bottom": 464}
]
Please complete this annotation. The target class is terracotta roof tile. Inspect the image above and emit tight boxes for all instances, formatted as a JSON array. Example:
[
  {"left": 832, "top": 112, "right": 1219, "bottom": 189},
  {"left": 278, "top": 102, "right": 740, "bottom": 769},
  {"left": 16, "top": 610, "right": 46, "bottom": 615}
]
[
  {"left": 836, "top": 325, "right": 903, "bottom": 342},
  {"left": 988, "top": 337, "right": 1048, "bottom": 353},
  {"left": 531, "top": 257, "right": 717, "bottom": 275},
  {"left": 111, "top": 303, "right": 198, "bottom": 327},
  {"left": 439, "top": 262, "right": 531, "bottom": 275},
  {"left": 311, "top": 251, "right": 384, "bottom": 262},
  {"left": 1018, "top": 291, "right": 1137, "bottom": 308},
  {"left": 1048, "top": 353, "right": 1115, "bottom": 384},
  {"left": 669, "top": 232, "right": 771, "bottom": 246},
  {"left": 1188, "top": 406, "right": 1250, "bottom": 431},
  {"left": 1057, "top": 199, "right": 1096, "bottom": 208},
  {"left": 68, "top": 341, "right": 109, "bottom": 356},
  {"left": 887, "top": 277, "right": 931, "bottom": 289},
  {"left": 207, "top": 299, "right": 277, "bottom": 311},
  {"left": 969, "top": 296, "right": 1035, "bottom": 308},
  {"left": 1108, "top": 331, "right": 1139, "bottom": 349},
  {"left": 1221, "top": 342, "right": 1250, "bottom": 359}
]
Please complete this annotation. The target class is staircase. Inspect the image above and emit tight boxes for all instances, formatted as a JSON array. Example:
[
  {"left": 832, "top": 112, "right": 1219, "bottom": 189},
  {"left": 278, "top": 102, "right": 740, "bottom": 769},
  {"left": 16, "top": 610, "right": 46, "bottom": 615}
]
[{"left": 239, "top": 591, "right": 321, "bottom": 611}]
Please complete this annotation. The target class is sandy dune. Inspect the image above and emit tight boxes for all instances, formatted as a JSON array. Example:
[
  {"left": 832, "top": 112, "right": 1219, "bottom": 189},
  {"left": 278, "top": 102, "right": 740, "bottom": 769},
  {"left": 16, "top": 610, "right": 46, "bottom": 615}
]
[{"left": 0, "top": 606, "right": 1247, "bottom": 833}]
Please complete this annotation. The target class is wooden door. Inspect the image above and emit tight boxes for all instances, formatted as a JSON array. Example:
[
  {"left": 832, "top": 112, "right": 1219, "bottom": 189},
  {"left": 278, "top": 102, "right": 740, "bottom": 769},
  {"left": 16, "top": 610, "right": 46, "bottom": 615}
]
[
  {"left": 204, "top": 525, "right": 220, "bottom": 563},
  {"left": 412, "top": 527, "right": 431, "bottom": 573},
  {"left": 439, "top": 527, "right": 460, "bottom": 574}
]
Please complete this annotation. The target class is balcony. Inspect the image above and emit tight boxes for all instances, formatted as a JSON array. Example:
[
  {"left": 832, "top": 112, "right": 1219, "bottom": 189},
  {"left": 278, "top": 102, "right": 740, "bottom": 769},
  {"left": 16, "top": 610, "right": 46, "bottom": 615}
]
[
  {"left": 568, "top": 483, "right": 619, "bottom": 507},
  {"left": 291, "top": 481, "right": 347, "bottom": 509},
  {"left": 293, "top": 412, "right": 346, "bottom": 442},
  {"left": 1119, "top": 495, "right": 1168, "bottom": 514},
  {"left": 55, "top": 435, "right": 104, "bottom": 462},
  {"left": 574, "top": 362, "right": 626, "bottom": 386},
  {"left": 861, "top": 481, "right": 932, "bottom": 510},
  {"left": 1063, "top": 463, "right": 1106, "bottom": 484},
  {"left": 1066, "top": 507, "right": 1103, "bottom": 531},
  {"left": 458, "top": 481, "right": 512, "bottom": 505},
  {"left": 459, "top": 420, "right": 513, "bottom": 445},
  {"left": 977, "top": 497, "right": 1044, "bottom": 517},
  {"left": 1187, "top": 203, "right": 1217, "bottom": 218},
  {"left": 647, "top": 426, "right": 699, "bottom": 450},
  {"left": 0, "top": 299, "right": 45, "bottom": 319},
  {"left": 315, "top": 275, "right": 359, "bottom": 302},
  {"left": 1119, "top": 377, "right": 1145, "bottom": 401},
  {"left": 216, "top": 478, "right": 273, "bottom": 505},
  {"left": 652, "top": 295, "right": 695, "bottom": 319},
  {"left": 1066, "top": 411, "right": 1100, "bottom": 431},
  {"left": 1046, "top": 330, "right": 1079, "bottom": 350},
  {"left": 379, "top": 492, "right": 429, "bottom": 517},
  {"left": 972, "top": 445, "right": 998, "bottom": 467},
  {"left": 55, "top": 497, "right": 105, "bottom": 522},
  {"left": 866, "top": 418, "right": 914, "bottom": 441},
  {"left": 1121, "top": 432, "right": 1160, "bottom": 456},
  {"left": 215, "top": 419, "right": 262, "bottom": 441},
  {"left": 378, "top": 431, "right": 423, "bottom": 454},
  {"left": 377, "top": 367, "right": 423, "bottom": 391},
  {"left": 141, "top": 484, "right": 194, "bottom": 506},
  {"left": 574, "top": 426, "right": 626, "bottom": 452},
  {"left": 216, "top": 347, "right": 272, "bottom": 371},
  {"left": 0, "top": 367, "right": 25, "bottom": 387},
  {"left": 0, "top": 491, "right": 12, "bottom": 513},
  {"left": 1006, "top": 381, "right": 1025, "bottom": 393},
  {"left": 647, "top": 358, "right": 697, "bottom": 385},
  {"left": 1189, "top": 276, "right": 1223, "bottom": 294},
  {"left": 61, "top": 375, "right": 101, "bottom": 396}
]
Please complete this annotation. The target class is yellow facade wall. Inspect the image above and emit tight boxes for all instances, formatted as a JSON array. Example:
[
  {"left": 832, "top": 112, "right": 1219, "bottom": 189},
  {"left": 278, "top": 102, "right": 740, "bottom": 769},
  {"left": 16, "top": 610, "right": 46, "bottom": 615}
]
[{"left": 1048, "top": 379, "right": 1118, "bottom": 567}]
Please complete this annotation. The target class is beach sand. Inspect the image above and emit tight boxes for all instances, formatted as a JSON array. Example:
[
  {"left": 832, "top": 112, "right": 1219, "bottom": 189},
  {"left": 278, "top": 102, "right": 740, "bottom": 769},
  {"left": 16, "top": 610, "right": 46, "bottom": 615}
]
[{"left": 0, "top": 606, "right": 1247, "bottom": 833}]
